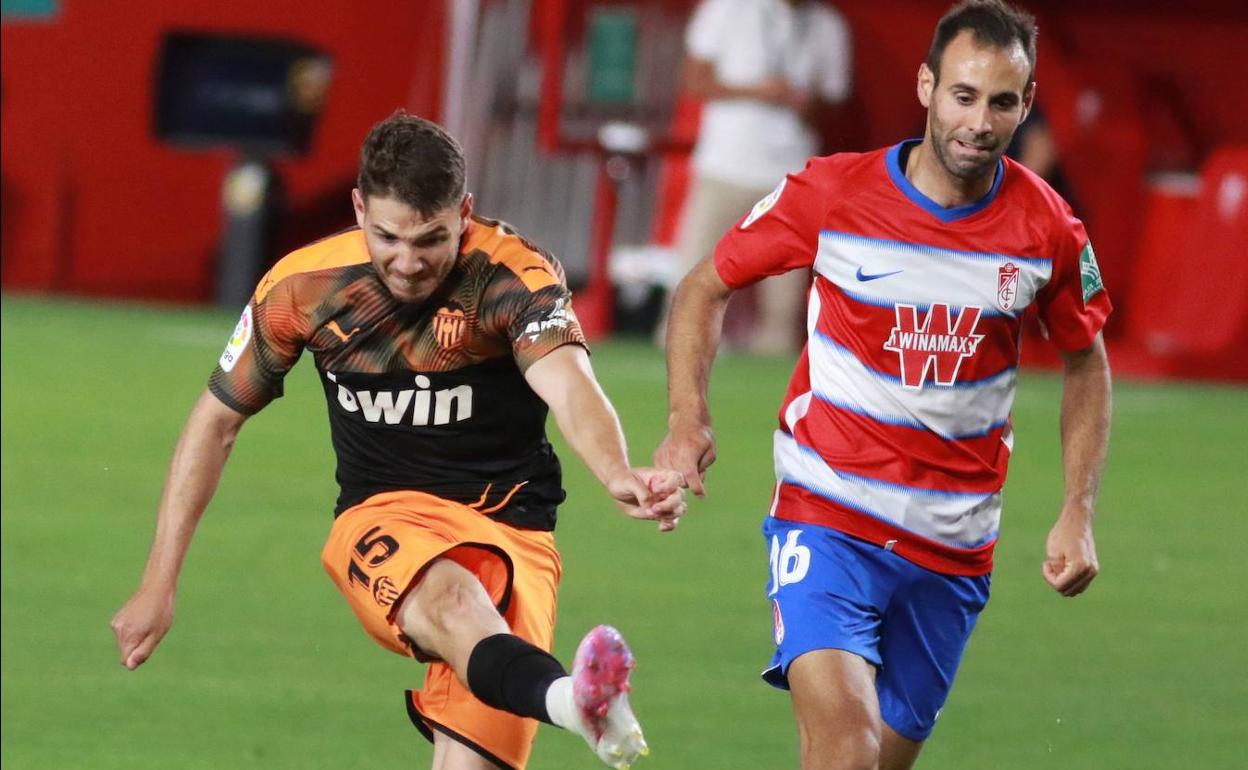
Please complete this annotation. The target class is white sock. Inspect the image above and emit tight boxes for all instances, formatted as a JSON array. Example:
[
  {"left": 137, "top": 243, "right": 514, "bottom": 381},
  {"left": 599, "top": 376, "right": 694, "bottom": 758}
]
[{"left": 544, "top": 676, "right": 586, "bottom": 737}]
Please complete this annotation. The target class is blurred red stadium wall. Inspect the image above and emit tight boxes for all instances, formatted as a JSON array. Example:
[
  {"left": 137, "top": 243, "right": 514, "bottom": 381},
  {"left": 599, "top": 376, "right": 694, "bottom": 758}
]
[
  {"left": 1, "top": 0, "right": 445, "bottom": 302},
  {"left": 2, "top": 0, "right": 1245, "bottom": 320}
]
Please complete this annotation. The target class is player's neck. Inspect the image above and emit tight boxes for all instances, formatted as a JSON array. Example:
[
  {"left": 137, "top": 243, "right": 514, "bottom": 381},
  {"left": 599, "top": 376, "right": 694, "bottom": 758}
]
[{"left": 905, "top": 140, "right": 997, "bottom": 209}]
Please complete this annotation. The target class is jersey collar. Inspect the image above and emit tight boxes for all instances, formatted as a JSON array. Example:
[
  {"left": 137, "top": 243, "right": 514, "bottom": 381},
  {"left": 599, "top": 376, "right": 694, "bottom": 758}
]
[{"left": 886, "top": 139, "right": 1004, "bottom": 223}]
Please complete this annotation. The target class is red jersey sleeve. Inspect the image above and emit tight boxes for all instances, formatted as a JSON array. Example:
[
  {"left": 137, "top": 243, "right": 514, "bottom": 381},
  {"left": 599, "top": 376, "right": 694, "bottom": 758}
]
[
  {"left": 1035, "top": 210, "right": 1113, "bottom": 352},
  {"left": 713, "top": 159, "right": 829, "bottom": 289}
]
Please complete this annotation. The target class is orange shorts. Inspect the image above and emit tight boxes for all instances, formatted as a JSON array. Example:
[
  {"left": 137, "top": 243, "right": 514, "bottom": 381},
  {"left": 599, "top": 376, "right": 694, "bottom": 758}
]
[{"left": 321, "top": 490, "right": 561, "bottom": 770}]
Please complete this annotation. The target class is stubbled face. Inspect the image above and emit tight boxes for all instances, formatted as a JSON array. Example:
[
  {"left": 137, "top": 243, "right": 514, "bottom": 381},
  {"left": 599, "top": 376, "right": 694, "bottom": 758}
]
[
  {"left": 919, "top": 30, "right": 1033, "bottom": 182},
  {"left": 353, "top": 190, "right": 471, "bottom": 304}
]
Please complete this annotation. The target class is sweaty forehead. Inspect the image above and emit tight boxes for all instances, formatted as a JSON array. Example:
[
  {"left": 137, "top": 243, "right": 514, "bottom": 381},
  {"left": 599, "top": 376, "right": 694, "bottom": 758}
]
[
  {"left": 940, "top": 31, "right": 1031, "bottom": 93},
  {"left": 366, "top": 196, "right": 456, "bottom": 235}
]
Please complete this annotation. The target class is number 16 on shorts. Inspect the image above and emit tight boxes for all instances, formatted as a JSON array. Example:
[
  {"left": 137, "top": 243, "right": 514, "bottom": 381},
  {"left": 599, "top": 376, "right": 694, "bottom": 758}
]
[
  {"left": 768, "top": 529, "right": 811, "bottom": 595},
  {"left": 767, "top": 529, "right": 810, "bottom": 645}
]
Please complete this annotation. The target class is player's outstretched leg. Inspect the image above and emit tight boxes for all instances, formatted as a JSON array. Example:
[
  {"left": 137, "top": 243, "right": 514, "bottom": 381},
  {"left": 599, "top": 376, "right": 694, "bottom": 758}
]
[
  {"left": 546, "top": 625, "right": 648, "bottom": 769},
  {"left": 400, "top": 560, "right": 647, "bottom": 768}
]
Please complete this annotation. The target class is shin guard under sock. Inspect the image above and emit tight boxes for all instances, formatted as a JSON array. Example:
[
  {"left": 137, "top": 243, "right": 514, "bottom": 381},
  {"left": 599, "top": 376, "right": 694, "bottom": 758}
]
[{"left": 466, "top": 633, "right": 568, "bottom": 724}]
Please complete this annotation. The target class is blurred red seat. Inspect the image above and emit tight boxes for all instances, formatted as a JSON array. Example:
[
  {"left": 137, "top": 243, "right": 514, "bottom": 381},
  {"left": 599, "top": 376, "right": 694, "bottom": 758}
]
[
  {"left": 1039, "top": 53, "right": 1149, "bottom": 334},
  {"left": 1128, "top": 147, "right": 1248, "bottom": 379},
  {"left": 1125, "top": 175, "right": 1201, "bottom": 354}
]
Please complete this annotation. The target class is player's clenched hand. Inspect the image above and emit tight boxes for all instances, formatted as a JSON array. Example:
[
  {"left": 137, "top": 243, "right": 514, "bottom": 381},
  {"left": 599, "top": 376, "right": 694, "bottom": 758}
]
[
  {"left": 111, "top": 587, "right": 175, "bottom": 670},
  {"left": 653, "top": 424, "right": 716, "bottom": 498},
  {"left": 1042, "top": 515, "right": 1099, "bottom": 597},
  {"left": 605, "top": 468, "right": 687, "bottom": 533}
]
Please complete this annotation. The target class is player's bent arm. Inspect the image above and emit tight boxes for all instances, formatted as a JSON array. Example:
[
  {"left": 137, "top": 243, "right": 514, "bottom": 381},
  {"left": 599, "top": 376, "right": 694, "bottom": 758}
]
[
  {"left": 526, "top": 345, "right": 631, "bottom": 486},
  {"left": 525, "top": 345, "right": 684, "bottom": 529},
  {"left": 110, "top": 389, "right": 249, "bottom": 669},
  {"left": 1043, "top": 334, "right": 1112, "bottom": 597},
  {"left": 655, "top": 257, "right": 734, "bottom": 496}
]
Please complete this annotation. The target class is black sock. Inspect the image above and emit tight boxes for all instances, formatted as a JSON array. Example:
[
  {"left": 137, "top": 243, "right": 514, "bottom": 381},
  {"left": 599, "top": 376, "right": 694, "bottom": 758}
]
[{"left": 466, "top": 633, "right": 568, "bottom": 724}]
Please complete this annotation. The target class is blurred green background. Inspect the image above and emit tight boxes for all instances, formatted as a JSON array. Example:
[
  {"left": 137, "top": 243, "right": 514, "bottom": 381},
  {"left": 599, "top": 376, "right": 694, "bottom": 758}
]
[{"left": 2, "top": 296, "right": 1245, "bottom": 769}]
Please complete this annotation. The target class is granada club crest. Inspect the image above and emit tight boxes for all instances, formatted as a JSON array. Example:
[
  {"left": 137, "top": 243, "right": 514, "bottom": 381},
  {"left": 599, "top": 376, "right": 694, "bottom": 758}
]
[
  {"left": 433, "top": 303, "right": 467, "bottom": 350},
  {"left": 997, "top": 262, "right": 1020, "bottom": 311}
]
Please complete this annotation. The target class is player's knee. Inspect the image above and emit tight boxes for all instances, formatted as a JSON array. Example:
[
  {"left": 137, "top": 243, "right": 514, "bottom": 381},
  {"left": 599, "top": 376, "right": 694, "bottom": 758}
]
[
  {"left": 798, "top": 728, "right": 880, "bottom": 770},
  {"left": 400, "top": 559, "right": 496, "bottom": 639},
  {"left": 796, "top": 709, "right": 881, "bottom": 770},
  {"left": 423, "top": 579, "right": 478, "bottom": 636}
]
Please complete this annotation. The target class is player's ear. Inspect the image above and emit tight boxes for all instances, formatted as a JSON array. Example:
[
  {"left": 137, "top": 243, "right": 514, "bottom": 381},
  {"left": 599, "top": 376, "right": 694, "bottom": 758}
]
[
  {"left": 917, "top": 62, "right": 935, "bottom": 108},
  {"left": 1020, "top": 81, "right": 1036, "bottom": 123},
  {"left": 352, "top": 189, "right": 367, "bottom": 229},
  {"left": 460, "top": 192, "right": 474, "bottom": 227}
]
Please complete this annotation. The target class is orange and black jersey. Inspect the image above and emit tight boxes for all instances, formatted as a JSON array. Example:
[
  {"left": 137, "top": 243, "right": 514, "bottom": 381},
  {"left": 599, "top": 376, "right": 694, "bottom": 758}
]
[{"left": 208, "top": 216, "right": 587, "bottom": 530}]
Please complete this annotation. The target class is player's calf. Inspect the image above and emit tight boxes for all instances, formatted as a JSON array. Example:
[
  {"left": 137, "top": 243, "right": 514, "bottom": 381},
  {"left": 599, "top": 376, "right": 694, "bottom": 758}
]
[{"left": 465, "top": 632, "right": 570, "bottom": 723}]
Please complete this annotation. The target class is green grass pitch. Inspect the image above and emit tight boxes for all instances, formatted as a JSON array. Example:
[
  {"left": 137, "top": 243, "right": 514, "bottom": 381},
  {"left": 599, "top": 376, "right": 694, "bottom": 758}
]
[{"left": 2, "top": 295, "right": 1245, "bottom": 769}]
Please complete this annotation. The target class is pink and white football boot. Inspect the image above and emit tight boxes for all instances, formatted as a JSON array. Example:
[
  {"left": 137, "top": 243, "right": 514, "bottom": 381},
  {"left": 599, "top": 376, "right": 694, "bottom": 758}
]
[{"left": 570, "top": 625, "right": 648, "bottom": 769}]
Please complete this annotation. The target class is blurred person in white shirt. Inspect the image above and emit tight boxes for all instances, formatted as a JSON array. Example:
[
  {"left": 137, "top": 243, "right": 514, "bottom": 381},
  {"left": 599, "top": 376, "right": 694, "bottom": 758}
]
[{"left": 662, "top": 0, "right": 852, "bottom": 354}]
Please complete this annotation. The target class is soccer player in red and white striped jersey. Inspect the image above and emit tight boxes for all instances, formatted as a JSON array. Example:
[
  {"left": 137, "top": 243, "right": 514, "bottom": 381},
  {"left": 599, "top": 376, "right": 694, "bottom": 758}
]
[{"left": 657, "top": 2, "right": 1111, "bottom": 768}]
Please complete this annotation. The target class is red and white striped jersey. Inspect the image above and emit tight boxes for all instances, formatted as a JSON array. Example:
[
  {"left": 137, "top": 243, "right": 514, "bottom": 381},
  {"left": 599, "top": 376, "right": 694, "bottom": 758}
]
[{"left": 714, "top": 141, "right": 1112, "bottom": 576}]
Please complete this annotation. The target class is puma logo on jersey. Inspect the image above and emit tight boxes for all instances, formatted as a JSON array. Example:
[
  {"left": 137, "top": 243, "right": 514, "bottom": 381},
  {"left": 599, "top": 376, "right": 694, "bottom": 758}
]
[
  {"left": 883, "top": 303, "right": 984, "bottom": 389},
  {"left": 326, "top": 320, "right": 362, "bottom": 343},
  {"left": 326, "top": 372, "right": 473, "bottom": 426}
]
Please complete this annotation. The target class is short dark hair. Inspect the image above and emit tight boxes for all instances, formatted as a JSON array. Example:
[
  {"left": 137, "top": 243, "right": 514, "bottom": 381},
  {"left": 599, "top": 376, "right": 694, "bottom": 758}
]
[
  {"left": 357, "top": 110, "right": 466, "bottom": 216},
  {"left": 926, "top": 0, "right": 1038, "bottom": 85}
]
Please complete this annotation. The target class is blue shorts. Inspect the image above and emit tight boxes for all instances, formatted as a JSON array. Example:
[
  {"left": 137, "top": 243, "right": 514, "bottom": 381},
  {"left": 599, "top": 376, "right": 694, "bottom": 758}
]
[{"left": 761, "top": 517, "right": 990, "bottom": 741}]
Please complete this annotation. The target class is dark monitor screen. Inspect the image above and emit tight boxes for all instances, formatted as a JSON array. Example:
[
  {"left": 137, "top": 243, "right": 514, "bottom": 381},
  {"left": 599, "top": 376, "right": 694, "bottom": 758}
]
[{"left": 155, "top": 32, "right": 333, "bottom": 157}]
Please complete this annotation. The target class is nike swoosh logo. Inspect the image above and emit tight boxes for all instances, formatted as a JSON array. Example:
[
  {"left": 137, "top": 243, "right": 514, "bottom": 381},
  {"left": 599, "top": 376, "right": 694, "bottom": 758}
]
[
  {"left": 325, "top": 320, "right": 362, "bottom": 343},
  {"left": 856, "top": 267, "right": 904, "bottom": 282}
]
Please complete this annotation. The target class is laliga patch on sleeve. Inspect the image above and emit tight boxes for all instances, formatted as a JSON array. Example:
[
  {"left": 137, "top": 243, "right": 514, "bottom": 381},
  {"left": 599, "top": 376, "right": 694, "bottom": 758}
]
[
  {"left": 1079, "top": 241, "right": 1105, "bottom": 304},
  {"left": 219, "top": 305, "right": 253, "bottom": 372},
  {"left": 740, "top": 178, "right": 787, "bottom": 229}
]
